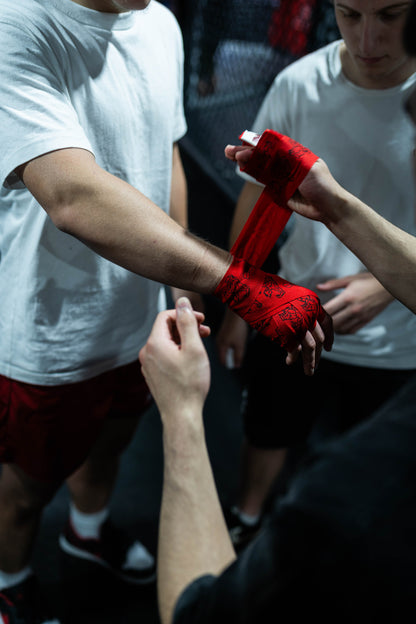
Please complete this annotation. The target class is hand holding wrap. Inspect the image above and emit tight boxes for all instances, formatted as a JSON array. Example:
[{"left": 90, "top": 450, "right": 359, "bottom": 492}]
[
  {"left": 216, "top": 129, "right": 330, "bottom": 352},
  {"left": 214, "top": 257, "right": 327, "bottom": 352},
  {"left": 231, "top": 129, "right": 319, "bottom": 267}
]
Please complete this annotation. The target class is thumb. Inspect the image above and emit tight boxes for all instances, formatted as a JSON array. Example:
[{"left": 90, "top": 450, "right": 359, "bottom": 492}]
[
  {"left": 175, "top": 297, "right": 200, "bottom": 346},
  {"left": 317, "top": 276, "right": 349, "bottom": 291}
]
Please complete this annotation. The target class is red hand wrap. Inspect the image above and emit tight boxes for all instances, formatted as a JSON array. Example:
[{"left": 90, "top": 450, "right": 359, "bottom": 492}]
[
  {"left": 231, "top": 129, "right": 318, "bottom": 267},
  {"left": 215, "top": 257, "right": 326, "bottom": 352}
]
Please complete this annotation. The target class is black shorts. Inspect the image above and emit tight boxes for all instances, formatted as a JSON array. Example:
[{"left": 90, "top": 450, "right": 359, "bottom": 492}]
[{"left": 241, "top": 332, "right": 416, "bottom": 449}]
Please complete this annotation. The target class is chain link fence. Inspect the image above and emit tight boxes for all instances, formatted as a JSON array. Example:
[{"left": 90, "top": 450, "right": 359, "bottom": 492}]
[{"left": 176, "top": 0, "right": 340, "bottom": 201}]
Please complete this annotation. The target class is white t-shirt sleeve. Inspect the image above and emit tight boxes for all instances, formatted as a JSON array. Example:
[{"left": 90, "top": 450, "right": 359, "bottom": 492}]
[
  {"left": 171, "top": 17, "right": 187, "bottom": 144},
  {"left": 0, "top": 21, "right": 93, "bottom": 189}
]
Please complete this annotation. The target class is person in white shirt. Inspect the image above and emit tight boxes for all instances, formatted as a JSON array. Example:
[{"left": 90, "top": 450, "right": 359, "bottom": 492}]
[{"left": 216, "top": 0, "right": 416, "bottom": 547}]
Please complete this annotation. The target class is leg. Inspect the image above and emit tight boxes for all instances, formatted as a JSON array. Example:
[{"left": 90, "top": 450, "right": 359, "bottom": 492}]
[
  {"left": 60, "top": 361, "right": 155, "bottom": 585},
  {"left": 66, "top": 414, "right": 139, "bottom": 513},
  {"left": 0, "top": 464, "right": 58, "bottom": 572},
  {"left": 238, "top": 334, "right": 317, "bottom": 514},
  {"left": 66, "top": 359, "right": 151, "bottom": 512},
  {"left": 226, "top": 333, "right": 318, "bottom": 550},
  {"left": 237, "top": 440, "right": 286, "bottom": 517}
]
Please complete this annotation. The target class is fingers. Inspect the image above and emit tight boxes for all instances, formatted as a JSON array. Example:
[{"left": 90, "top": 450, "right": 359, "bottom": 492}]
[
  {"left": 216, "top": 336, "right": 246, "bottom": 369},
  {"left": 285, "top": 344, "right": 301, "bottom": 368},
  {"left": 298, "top": 327, "right": 322, "bottom": 376},
  {"left": 224, "top": 144, "right": 254, "bottom": 164},
  {"left": 175, "top": 297, "right": 205, "bottom": 349},
  {"left": 317, "top": 276, "right": 349, "bottom": 291},
  {"left": 320, "top": 312, "right": 334, "bottom": 351},
  {"left": 138, "top": 302, "right": 210, "bottom": 368},
  {"left": 301, "top": 330, "right": 319, "bottom": 376},
  {"left": 285, "top": 317, "right": 331, "bottom": 376}
]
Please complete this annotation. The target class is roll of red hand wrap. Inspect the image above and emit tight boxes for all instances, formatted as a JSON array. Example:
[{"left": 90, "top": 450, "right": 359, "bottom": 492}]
[
  {"left": 231, "top": 129, "right": 318, "bottom": 267},
  {"left": 214, "top": 257, "right": 327, "bottom": 352}
]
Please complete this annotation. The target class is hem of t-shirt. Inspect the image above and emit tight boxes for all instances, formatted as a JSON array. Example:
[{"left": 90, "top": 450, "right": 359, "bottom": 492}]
[
  {"left": 0, "top": 348, "right": 144, "bottom": 386},
  {"left": 174, "top": 125, "right": 188, "bottom": 146},
  {"left": 2, "top": 138, "right": 94, "bottom": 189},
  {"left": 322, "top": 350, "right": 416, "bottom": 371}
]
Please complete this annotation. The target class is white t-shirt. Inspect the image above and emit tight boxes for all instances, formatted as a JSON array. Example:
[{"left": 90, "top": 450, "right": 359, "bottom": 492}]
[
  {"left": 240, "top": 40, "right": 416, "bottom": 369},
  {"left": 0, "top": 0, "right": 187, "bottom": 384}
]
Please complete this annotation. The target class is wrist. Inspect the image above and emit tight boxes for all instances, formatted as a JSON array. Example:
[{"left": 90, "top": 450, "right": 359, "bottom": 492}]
[
  {"left": 161, "top": 410, "right": 206, "bottom": 471},
  {"left": 322, "top": 188, "right": 378, "bottom": 277},
  {"left": 321, "top": 184, "right": 355, "bottom": 231},
  {"left": 161, "top": 405, "right": 205, "bottom": 445}
]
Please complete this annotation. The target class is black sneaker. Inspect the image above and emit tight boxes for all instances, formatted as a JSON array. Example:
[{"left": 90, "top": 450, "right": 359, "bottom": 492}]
[
  {"left": 59, "top": 519, "right": 155, "bottom": 585},
  {"left": 0, "top": 575, "right": 60, "bottom": 624},
  {"left": 223, "top": 507, "right": 262, "bottom": 551}
]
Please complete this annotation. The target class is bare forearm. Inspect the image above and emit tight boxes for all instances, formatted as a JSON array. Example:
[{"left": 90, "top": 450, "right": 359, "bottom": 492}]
[
  {"left": 170, "top": 143, "right": 188, "bottom": 228},
  {"left": 21, "top": 148, "right": 231, "bottom": 293},
  {"left": 158, "top": 416, "right": 236, "bottom": 624},
  {"left": 326, "top": 191, "right": 416, "bottom": 313}
]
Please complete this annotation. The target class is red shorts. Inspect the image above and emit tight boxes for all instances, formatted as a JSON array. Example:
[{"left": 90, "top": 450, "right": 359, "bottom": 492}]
[{"left": 0, "top": 361, "right": 152, "bottom": 483}]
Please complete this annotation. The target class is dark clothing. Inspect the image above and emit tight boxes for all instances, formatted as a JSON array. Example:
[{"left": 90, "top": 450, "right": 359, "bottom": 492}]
[
  {"left": 241, "top": 332, "right": 415, "bottom": 449},
  {"left": 174, "top": 374, "right": 416, "bottom": 623}
]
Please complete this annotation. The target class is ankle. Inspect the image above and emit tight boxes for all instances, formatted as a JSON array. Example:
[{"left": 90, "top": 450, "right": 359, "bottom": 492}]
[
  {"left": 69, "top": 502, "right": 109, "bottom": 539},
  {"left": 0, "top": 565, "right": 32, "bottom": 591}
]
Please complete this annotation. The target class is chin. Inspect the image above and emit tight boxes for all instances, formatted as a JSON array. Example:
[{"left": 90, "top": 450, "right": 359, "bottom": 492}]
[{"left": 116, "top": 0, "right": 151, "bottom": 9}]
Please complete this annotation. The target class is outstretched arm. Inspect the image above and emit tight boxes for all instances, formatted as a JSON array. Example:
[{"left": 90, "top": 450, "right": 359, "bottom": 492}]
[
  {"left": 169, "top": 143, "right": 205, "bottom": 312},
  {"left": 20, "top": 146, "right": 332, "bottom": 373},
  {"left": 139, "top": 298, "right": 236, "bottom": 624},
  {"left": 20, "top": 147, "right": 230, "bottom": 293},
  {"left": 291, "top": 159, "right": 416, "bottom": 315}
]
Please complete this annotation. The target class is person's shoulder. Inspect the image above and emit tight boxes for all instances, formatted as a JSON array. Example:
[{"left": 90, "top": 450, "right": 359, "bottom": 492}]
[
  {"left": 0, "top": 0, "right": 46, "bottom": 24},
  {"left": 275, "top": 40, "right": 341, "bottom": 88},
  {"left": 146, "top": 1, "right": 180, "bottom": 29},
  {"left": 0, "top": 0, "right": 53, "bottom": 40},
  {"left": 140, "top": 1, "right": 182, "bottom": 46}
]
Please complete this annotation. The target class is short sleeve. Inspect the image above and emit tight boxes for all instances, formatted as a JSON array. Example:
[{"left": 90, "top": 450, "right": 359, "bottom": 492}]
[{"left": 0, "top": 17, "right": 92, "bottom": 188}]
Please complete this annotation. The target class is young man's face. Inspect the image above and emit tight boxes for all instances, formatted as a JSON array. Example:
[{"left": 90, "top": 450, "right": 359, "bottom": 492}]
[
  {"left": 334, "top": 0, "right": 416, "bottom": 88},
  {"left": 70, "top": 0, "right": 151, "bottom": 12}
]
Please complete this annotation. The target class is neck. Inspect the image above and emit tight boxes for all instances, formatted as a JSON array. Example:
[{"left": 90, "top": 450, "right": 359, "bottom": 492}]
[
  {"left": 69, "top": 0, "right": 127, "bottom": 13},
  {"left": 339, "top": 42, "right": 416, "bottom": 89}
]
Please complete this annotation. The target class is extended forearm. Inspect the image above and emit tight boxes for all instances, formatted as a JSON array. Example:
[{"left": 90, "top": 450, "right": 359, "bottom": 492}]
[
  {"left": 21, "top": 148, "right": 231, "bottom": 293},
  {"left": 158, "top": 417, "right": 236, "bottom": 624},
  {"left": 326, "top": 191, "right": 416, "bottom": 314},
  {"left": 72, "top": 170, "right": 228, "bottom": 292}
]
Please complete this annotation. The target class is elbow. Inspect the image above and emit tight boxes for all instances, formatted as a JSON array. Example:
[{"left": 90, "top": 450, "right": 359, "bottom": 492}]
[
  {"left": 43, "top": 186, "right": 91, "bottom": 237},
  {"left": 46, "top": 200, "right": 77, "bottom": 234}
]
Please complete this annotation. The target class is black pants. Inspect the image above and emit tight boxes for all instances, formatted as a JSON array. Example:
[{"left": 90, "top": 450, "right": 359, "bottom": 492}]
[{"left": 241, "top": 332, "right": 416, "bottom": 450}]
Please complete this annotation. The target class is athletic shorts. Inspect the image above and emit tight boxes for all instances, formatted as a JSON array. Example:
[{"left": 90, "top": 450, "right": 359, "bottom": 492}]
[
  {"left": 241, "top": 333, "right": 318, "bottom": 449},
  {"left": 0, "top": 361, "right": 152, "bottom": 482},
  {"left": 241, "top": 332, "right": 416, "bottom": 449}
]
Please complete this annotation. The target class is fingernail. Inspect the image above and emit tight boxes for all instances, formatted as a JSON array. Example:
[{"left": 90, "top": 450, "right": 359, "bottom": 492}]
[{"left": 177, "top": 297, "right": 191, "bottom": 311}]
